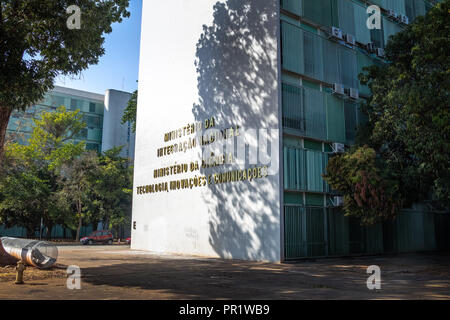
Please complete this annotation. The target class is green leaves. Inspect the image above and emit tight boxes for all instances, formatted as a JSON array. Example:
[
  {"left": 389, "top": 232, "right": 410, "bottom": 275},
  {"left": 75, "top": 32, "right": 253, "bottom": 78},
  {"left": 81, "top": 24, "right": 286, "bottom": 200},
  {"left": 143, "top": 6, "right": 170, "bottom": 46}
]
[
  {"left": 121, "top": 90, "right": 138, "bottom": 133},
  {"left": 324, "top": 147, "right": 403, "bottom": 225},
  {"left": 0, "top": 0, "right": 130, "bottom": 156},
  {"left": 89, "top": 146, "right": 133, "bottom": 232},
  {"left": 0, "top": 106, "right": 133, "bottom": 238},
  {"left": 7, "top": 106, "right": 86, "bottom": 171},
  {"left": 327, "top": 0, "right": 450, "bottom": 223},
  {"left": 0, "top": 106, "right": 88, "bottom": 236}
]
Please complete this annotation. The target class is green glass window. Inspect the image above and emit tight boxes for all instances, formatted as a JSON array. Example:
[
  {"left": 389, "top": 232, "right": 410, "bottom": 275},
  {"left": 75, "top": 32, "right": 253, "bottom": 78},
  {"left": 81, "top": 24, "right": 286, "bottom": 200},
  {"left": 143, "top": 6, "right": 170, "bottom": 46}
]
[
  {"left": 357, "top": 51, "right": 373, "bottom": 96},
  {"left": 282, "top": 82, "right": 350, "bottom": 143},
  {"left": 284, "top": 146, "right": 329, "bottom": 193},
  {"left": 282, "top": 21, "right": 359, "bottom": 88},
  {"left": 70, "top": 98, "right": 82, "bottom": 110},
  {"left": 84, "top": 115, "right": 102, "bottom": 128},
  {"left": 303, "top": 0, "right": 333, "bottom": 27},
  {"left": 339, "top": 47, "right": 358, "bottom": 88},
  {"left": 284, "top": 147, "right": 307, "bottom": 191},
  {"left": 305, "top": 193, "right": 324, "bottom": 207},
  {"left": 384, "top": 0, "right": 407, "bottom": 16},
  {"left": 354, "top": 3, "right": 371, "bottom": 44},
  {"left": 303, "top": 139, "right": 322, "bottom": 151},
  {"left": 306, "top": 150, "right": 326, "bottom": 192},
  {"left": 282, "top": 83, "right": 305, "bottom": 133},
  {"left": 284, "top": 192, "right": 304, "bottom": 205},
  {"left": 337, "top": 0, "right": 356, "bottom": 36},
  {"left": 281, "top": 0, "right": 302, "bottom": 16},
  {"left": 87, "top": 128, "right": 102, "bottom": 141},
  {"left": 52, "top": 96, "right": 66, "bottom": 108},
  {"left": 281, "top": 21, "right": 304, "bottom": 74},
  {"left": 326, "top": 94, "right": 345, "bottom": 143},
  {"left": 370, "top": 22, "right": 385, "bottom": 49},
  {"left": 383, "top": 17, "right": 402, "bottom": 46},
  {"left": 303, "top": 31, "right": 323, "bottom": 80},
  {"left": 344, "top": 101, "right": 358, "bottom": 144},
  {"left": 284, "top": 205, "right": 327, "bottom": 259},
  {"left": 304, "top": 87, "right": 326, "bottom": 140},
  {"left": 323, "top": 40, "right": 341, "bottom": 85},
  {"left": 89, "top": 102, "right": 96, "bottom": 113}
]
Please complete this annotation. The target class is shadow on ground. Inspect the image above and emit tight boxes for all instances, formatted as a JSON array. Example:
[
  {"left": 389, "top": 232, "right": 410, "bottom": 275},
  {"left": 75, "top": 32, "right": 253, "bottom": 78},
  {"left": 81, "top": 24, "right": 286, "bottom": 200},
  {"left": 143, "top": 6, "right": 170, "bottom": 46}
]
[
  {"left": 80, "top": 260, "right": 339, "bottom": 299},
  {"left": 79, "top": 253, "right": 450, "bottom": 299}
]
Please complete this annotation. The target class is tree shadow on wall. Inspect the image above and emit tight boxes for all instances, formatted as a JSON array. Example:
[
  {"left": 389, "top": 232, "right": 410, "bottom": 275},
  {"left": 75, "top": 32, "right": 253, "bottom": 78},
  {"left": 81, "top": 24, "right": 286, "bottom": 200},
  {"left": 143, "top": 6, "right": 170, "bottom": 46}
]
[{"left": 192, "top": 0, "right": 281, "bottom": 261}]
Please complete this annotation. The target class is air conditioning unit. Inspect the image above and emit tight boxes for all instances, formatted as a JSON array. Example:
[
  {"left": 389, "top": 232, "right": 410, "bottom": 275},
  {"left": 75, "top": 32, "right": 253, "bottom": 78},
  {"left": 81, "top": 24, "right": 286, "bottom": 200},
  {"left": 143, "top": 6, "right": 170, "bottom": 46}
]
[
  {"left": 348, "top": 88, "right": 359, "bottom": 100},
  {"left": 331, "top": 26, "right": 343, "bottom": 40},
  {"left": 366, "top": 42, "right": 375, "bottom": 53},
  {"left": 334, "top": 196, "right": 344, "bottom": 207},
  {"left": 332, "top": 83, "right": 345, "bottom": 95},
  {"left": 345, "top": 33, "right": 356, "bottom": 46},
  {"left": 376, "top": 48, "right": 385, "bottom": 58},
  {"left": 387, "top": 9, "right": 398, "bottom": 20},
  {"left": 400, "top": 14, "right": 409, "bottom": 25},
  {"left": 332, "top": 143, "right": 345, "bottom": 154}
]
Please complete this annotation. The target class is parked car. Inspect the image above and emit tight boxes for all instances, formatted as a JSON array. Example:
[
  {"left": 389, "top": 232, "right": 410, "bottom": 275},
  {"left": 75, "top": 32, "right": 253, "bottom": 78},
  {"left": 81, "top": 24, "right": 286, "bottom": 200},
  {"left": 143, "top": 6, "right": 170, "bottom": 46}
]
[
  {"left": 80, "top": 231, "right": 114, "bottom": 245},
  {"left": 126, "top": 237, "right": 131, "bottom": 245}
]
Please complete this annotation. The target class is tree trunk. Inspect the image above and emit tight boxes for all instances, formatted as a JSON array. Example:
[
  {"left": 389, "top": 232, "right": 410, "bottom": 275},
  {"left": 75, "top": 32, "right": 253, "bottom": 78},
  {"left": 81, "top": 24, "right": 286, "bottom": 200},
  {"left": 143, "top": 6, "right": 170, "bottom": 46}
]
[
  {"left": 103, "top": 218, "right": 110, "bottom": 231},
  {"left": 0, "top": 108, "right": 12, "bottom": 161},
  {"left": 76, "top": 215, "right": 82, "bottom": 242},
  {"left": 75, "top": 200, "right": 82, "bottom": 242},
  {"left": 26, "top": 226, "right": 35, "bottom": 239},
  {"left": 46, "top": 223, "right": 54, "bottom": 240}
]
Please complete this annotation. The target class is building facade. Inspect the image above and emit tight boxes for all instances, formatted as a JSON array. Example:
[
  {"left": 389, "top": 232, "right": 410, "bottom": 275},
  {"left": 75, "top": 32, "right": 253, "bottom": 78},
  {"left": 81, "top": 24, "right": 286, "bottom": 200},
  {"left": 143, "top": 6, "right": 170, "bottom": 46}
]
[
  {"left": 132, "top": 0, "right": 447, "bottom": 262},
  {"left": 102, "top": 89, "right": 136, "bottom": 160},
  {"left": 6, "top": 86, "right": 135, "bottom": 160}
]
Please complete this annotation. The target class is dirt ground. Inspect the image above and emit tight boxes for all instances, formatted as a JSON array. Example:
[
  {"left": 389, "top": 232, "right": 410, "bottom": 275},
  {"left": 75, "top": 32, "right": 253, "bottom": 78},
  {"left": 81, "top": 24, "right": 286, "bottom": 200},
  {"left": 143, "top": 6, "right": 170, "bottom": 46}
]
[{"left": 0, "top": 245, "right": 449, "bottom": 300}]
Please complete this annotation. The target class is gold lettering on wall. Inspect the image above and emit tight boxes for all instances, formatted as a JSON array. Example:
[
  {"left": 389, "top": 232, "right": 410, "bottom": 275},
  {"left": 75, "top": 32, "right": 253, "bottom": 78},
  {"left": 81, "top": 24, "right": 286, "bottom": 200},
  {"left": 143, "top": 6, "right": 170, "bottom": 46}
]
[{"left": 137, "top": 117, "right": 270, "bottom": 196}]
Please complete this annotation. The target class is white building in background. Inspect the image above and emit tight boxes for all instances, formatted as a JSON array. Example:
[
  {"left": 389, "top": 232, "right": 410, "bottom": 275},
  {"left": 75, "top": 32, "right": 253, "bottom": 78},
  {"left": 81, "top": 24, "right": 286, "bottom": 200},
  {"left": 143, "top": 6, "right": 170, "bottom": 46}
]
[
  {"left": 102, "top": 89, "right": 136, "bottom": 160},
  {"left": 8, "top": 86, "right": 135, "bottom": 161}
]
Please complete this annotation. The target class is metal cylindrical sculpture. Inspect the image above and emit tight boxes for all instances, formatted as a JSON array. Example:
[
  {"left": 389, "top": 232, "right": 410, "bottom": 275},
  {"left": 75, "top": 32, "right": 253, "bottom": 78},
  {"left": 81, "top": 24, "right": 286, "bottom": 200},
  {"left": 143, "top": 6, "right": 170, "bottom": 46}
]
[{"left": 0, "top": 237, "right": 58, "bottom": 269}]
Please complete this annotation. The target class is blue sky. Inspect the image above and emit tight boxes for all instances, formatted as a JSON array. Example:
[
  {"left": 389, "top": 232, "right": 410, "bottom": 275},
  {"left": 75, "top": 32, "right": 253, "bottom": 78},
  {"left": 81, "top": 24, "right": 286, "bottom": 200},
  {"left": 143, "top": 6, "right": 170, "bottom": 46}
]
[{"left": 55, "top": 0, "right": 143, "bottom": 95}]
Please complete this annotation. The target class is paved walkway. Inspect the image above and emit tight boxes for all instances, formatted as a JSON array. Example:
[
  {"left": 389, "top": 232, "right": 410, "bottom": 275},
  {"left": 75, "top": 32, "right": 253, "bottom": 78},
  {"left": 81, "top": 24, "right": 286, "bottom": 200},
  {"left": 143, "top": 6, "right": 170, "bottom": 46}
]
[{"left": 0, "top": 246, "right": 449, "bottom": 300}]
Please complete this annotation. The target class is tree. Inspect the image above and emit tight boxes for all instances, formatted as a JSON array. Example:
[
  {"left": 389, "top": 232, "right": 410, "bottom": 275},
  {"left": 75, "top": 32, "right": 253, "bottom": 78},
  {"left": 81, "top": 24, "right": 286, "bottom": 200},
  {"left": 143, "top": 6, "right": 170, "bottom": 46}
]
[
  {"left": 0, "top": 157, "right": 51, "bottom": 238},
  {"left": 90, "top": 147, "right": 133, "bottom": 237},
  {"left": 0, "top": 106, "right": 86, "bottom": 237},
  {"left": 325, "top": 1, "right": 450, "bottom": 224},
  {"left": 121, "top": 90, "right": 137, "bottom": 132},
  {"left": 324, "top": 146, "right": 404, "bottom": 225},
  {"left": 0, "top": 0, "right": 130, "bottom": 157},
  {"left": 57, "top": 151, "right": 99, "bottom": 241}
]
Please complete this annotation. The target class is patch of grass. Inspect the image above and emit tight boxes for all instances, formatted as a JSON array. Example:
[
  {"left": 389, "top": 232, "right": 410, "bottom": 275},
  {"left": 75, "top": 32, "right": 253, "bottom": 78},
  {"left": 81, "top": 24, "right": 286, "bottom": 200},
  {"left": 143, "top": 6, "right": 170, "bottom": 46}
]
[{"left": 0, "top": 264, "right": 68, "bottom": 283}]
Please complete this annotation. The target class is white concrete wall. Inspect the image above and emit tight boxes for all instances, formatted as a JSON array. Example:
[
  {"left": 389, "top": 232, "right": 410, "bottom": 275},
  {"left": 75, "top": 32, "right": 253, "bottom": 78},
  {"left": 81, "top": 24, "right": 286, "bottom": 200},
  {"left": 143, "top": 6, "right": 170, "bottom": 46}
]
[
  {"left": 102, "top": 89, "right": 135, "bottom": 160},
  {"left": 132, "top": 0, "right": 281, "bottom": 262}
]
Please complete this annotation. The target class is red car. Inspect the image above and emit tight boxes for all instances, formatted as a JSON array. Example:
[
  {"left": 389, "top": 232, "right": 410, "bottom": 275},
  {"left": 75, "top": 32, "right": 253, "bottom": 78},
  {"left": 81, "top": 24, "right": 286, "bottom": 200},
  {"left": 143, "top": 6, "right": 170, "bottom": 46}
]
[{"left": 80, "top": 230, "right": 114, "bottom": 245}]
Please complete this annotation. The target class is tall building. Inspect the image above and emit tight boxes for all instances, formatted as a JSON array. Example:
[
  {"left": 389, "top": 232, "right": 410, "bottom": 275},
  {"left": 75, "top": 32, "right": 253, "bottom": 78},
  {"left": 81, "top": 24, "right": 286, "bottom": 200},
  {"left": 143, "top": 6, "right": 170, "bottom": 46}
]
[
  {"left": 102, "top": 89, "right": 136, "bottom": 160},
  {"left": 132, "top": 0, "right": 445, "bottom": 262},
  {"left": 6, "top": 86, "right": 135, "bottom": 160}
]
